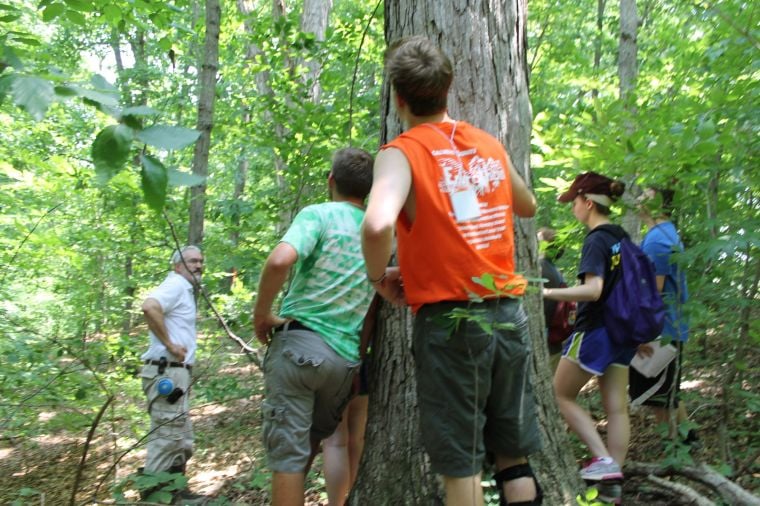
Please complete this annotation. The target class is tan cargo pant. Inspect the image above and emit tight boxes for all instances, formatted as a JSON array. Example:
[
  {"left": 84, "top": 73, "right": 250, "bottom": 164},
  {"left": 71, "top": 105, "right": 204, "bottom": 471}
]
[{"left": 141, "top": 364, "right": 193, "bottom": 472}]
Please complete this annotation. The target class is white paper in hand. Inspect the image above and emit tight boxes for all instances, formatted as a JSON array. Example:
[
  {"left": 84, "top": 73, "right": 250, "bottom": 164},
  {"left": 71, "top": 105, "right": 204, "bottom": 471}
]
[{"left": 631, "top": 340, "right": 678, "bottom": 378}]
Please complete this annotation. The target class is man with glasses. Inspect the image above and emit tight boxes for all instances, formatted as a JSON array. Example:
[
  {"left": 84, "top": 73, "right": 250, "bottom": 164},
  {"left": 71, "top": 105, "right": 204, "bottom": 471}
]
[{"left": 139, "top": 245, "right": 205, "bottom": 503}]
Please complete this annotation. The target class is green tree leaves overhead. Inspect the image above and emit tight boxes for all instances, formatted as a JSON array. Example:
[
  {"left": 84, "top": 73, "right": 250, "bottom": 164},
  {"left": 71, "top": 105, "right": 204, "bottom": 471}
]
[
  {"left": 139, "top": 153, "right": 167, "bottom": 211},
  {"left": 8, "top": 75, "right": 54, "bottom": 119},
  {"left": 92, "top": 124, "right": 133, "bottom": 181},
  {"left": 136, "top": 125, "right": 200, "bottom": 151}
]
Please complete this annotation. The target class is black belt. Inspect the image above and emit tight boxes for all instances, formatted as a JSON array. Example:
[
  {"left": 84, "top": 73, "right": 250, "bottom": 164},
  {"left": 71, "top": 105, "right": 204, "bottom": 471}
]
[
  {"left": 273, "top": 320, "right": 313, "bottom": 333},
  {"left": 145, "top": 360, "right": 192, "bottom": 371}
]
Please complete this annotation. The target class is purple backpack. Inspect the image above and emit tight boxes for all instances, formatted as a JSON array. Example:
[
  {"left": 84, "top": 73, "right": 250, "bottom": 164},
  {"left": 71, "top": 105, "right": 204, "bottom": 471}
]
[{"left": 593, "top": 228, "right": 666, "bottom": 346}]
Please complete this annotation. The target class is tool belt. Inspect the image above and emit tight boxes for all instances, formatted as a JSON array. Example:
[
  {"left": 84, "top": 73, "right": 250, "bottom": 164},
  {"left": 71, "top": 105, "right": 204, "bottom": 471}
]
[{"left": 144, "top": 359, "right": 192, "bottom": 372}]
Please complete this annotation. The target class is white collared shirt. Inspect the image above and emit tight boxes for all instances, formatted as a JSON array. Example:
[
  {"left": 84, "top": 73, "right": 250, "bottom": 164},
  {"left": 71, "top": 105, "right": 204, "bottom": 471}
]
[{"left": 140, "top": 272, "right": 198, "bottom": 365}]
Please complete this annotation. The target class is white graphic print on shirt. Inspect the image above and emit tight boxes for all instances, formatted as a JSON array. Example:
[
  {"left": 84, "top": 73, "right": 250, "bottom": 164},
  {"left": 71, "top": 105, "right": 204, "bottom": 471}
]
[{"left": 432, "top": 147, "right": 508, "bottom": 250}]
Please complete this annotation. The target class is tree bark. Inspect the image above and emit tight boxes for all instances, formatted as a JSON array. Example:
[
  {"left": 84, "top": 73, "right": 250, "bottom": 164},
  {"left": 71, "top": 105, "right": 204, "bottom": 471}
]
[
  {"left": 351, "top": 1, "right": 581, "bottom": 504},
  {"left": 592, "top": 0, "right": 607, "bottom": 101},
  {"left": 618, "top": 0, "right": 641, "bottom": 240},
  {"left": 300, "top": 0, "right": 332, "bottom": 103},
  {"left": 618, "top": 0, "right": 638, "bottom": 108},
  {"left": 349, "top": 303, "right": 443, "bottom": 504},
  {"left": 188, "top": 0, "right": 221, "bottom": 246}
]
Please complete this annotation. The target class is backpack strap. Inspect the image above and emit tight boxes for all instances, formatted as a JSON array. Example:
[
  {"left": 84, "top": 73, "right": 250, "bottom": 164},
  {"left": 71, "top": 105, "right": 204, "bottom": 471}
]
[{"left": 588, "top": 224, "right": 628, "bottom": 242}]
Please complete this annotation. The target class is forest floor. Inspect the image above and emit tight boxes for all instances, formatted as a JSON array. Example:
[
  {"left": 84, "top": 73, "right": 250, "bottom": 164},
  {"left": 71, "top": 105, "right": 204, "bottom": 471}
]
[{"left": 1, "top": 335, "right": 757, "bottom": 506}]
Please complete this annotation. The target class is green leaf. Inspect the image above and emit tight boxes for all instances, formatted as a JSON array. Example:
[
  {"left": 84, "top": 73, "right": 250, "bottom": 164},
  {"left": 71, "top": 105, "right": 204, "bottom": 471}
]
[
  {"left": 140, "top": 154, "right": 168, "bottom": 211},
  {"left": 10, "top": 36, "right": 40, "bottom": 46},
  {"left": 90, "top": 74, "right": 118, "bottom": 92},
  {"left": 41, "top": 2, "right": 65, "bottom": 21},
  {"left": 10, "top": 76, "right": 55, "bottom": 120},
  {"left": 121, "top": 105, "right": 159, "bottom": 117},
  {"left": 74, "top": 387, "right": 86, "bottom": 400},
  {"left": 54, "top": 85, "right": 78, "bottom": 97},
  {"left": 136, "top": 125, "right": 200, "bottom": 151},
  {"left": 167, "top": 167, "right": 205, "bottom": 187},
  {"left": 65, "top": 9, "right": 85, "bottom": 26},
  {"left": 68, "top": 84, "right": 119, "bottom": 107},
  {"left": 92, "top": 124, "right": 134, "bottom": 182},
  {"left": 2, "top": 45, "right": 23, "bottom": 70},
  {"left": 157, "top": 36, "right": 172, "bottom": 51},
  {"left": 101, "top": 3, "right": 120, "bottom": 24},
  {"left": 64, "top": 0, "right": 95, "bottom": 11}
]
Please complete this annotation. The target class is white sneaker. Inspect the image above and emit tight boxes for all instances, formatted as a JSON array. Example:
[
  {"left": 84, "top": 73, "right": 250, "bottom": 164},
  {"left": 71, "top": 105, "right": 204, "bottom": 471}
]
[{"left": 580, "top": 457, "right": 623, "bottom": 481}]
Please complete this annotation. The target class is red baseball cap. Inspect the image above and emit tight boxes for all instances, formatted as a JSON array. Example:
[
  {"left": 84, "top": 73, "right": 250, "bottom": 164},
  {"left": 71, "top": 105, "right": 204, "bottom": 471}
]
[{"left": 558, "top": 172, "right": 617, "bottom": 203}]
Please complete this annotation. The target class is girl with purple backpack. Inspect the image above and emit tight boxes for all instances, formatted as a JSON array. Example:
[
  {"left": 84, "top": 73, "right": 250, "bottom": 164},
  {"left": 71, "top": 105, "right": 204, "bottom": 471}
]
[{"left": 543, "top": 172, "right": 637, "bottom": 492}]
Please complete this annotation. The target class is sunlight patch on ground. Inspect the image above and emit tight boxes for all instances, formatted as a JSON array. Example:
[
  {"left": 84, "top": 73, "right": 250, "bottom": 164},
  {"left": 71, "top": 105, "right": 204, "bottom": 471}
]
[
  {"left": 33, "top": 434, "right": 73, "bottom": 445},
  {"left": 681, "top": 379, "right": 704, "bottom": 390},
  {"left": 219, "top": 362, "right": 260, "bottom": 375},
  {"left": 196, "top": 403, "right": 229, "bottom": 416},
  {"left": 191, "top": 465, "right": 240, "bottom": 494},
  {"left": 37, "top": 411, "right": 56, "bottom": 422},
  {"left": 0, "top": 448, "right": 13, "bottom": 461}
]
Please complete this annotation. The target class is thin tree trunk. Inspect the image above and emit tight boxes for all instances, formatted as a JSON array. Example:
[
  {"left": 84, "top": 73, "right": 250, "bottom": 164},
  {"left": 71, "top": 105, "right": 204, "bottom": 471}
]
[
  {"left": 618, "top": 0, "right": 638, "bottom": 109},
  {"left": 351, "top": 1, "right": 581, "bottom": 504},
  {"left": 188, "top": 0, "right": 221, "bottom": 246},
  {"left": 300, "top": 0, "right": 332, "bottom": 103},
  {"left": 111, "top": 29, "right": 144, "bottom": 334},
  {"left": 619, "top": 0, "right": 641, "bottom": 240},
  {"left": 592, "top": 0, "right": 606, "bottom": 102}
]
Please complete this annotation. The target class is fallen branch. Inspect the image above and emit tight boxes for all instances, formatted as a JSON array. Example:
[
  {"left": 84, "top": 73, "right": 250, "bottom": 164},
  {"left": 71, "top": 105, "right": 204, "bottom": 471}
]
[
  {"left": 645, "top": 474, "right": 715, "bottom": 506},
  {"left": 626, "top": 461, "right": 760, "bottom": 505}
]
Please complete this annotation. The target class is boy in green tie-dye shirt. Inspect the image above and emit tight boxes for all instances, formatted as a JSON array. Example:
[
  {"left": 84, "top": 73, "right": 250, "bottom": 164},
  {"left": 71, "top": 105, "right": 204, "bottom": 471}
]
[{"left": 253, "top": 147, "right": 380, "bottom": 505}]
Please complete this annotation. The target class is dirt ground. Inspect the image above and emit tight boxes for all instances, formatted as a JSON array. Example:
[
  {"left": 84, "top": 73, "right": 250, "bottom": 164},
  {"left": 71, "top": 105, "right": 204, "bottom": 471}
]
[{"left": 1, "top": 351, "right": 756, "bottom": 505}]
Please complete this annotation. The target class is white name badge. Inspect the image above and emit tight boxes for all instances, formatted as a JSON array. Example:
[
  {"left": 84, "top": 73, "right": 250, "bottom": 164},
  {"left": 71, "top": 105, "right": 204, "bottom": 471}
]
[{"left": 450, "top": 188, "right": 481, "bottom": 222}]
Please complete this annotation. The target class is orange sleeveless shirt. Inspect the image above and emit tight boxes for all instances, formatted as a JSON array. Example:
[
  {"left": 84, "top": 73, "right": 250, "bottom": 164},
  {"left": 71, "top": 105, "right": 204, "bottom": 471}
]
[{"left": 384, "top": 121, "right": 527, "bottom": 313}]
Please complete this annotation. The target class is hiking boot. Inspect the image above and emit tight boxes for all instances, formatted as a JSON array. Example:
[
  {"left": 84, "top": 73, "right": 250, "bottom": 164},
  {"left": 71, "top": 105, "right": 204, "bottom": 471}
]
[
  {"left": 172, "top": 489, "right": 207, "bottom": 505},
  {"left": 580, "top": 457, "right": 623, "bottom": 481}
]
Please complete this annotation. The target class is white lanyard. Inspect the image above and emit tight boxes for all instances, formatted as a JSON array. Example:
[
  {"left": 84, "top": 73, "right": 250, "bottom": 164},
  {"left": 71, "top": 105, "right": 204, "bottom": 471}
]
[{"left": 423, "top": 122, "right": 481, "bottom": 222}]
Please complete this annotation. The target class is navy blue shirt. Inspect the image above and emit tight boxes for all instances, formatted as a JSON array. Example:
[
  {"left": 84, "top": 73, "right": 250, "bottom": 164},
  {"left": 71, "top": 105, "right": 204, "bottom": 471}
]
[{"left": 573, "top": 224, "right": 626, "bottom": 332}]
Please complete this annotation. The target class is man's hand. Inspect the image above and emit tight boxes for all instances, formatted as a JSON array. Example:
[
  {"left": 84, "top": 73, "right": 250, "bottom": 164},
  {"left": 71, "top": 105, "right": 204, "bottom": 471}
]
[
  {"left": 254, "top": 312, "right": 287, "bottom": 346},
  {"left": 372, "top": 267, "right": 405, "bottom": 306},
  {"left": 168, "top": 343, "right": 188, "bottom": 362},
  {"left": 636, "top": 343, "right": 655, "bottom": 358}
]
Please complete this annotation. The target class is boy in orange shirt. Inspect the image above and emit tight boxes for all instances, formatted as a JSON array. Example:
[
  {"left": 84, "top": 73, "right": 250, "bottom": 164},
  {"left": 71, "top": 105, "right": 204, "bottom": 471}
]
[{"left": 362, "top": 36, "right": 542, "bottom": 506}]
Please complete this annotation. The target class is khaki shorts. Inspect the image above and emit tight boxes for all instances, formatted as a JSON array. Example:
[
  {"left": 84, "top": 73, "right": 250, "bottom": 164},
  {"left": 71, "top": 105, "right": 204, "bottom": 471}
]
[
  {"left": 413, "top": 298, "right": 543, "bottom": 477},
  {"left": 140, "top": 364, "right": 193, "bottom": 472},
  {"left": 262, "top": 327, "right": 359, "bottom": 473}
]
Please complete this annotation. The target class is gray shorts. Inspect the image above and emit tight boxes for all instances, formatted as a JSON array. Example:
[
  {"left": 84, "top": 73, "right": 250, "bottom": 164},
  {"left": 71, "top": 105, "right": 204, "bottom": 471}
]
[
  {"left": 413, "top": 298, "right": 543, "bottom": 477},
  {"left": 262, "top": 326, "right": 359, "bottom": 473}
]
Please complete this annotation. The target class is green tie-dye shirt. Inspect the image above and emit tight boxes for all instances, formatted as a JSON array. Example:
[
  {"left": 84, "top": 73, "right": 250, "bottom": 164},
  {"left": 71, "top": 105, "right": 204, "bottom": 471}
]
[{"left": 279, "top": 201, "right": 374, "bottom": 362}]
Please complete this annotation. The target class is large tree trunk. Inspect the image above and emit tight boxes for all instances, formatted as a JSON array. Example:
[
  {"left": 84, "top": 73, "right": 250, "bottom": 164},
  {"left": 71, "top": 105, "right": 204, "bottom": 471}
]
[
  {"left": 188, "top": 0, "right": 221, "bottom": 246},
  {"left": 349, "top": 303, "right": 443, "bottom": 504},
  {"left": 351, "top": 1, "right": 581, "bottom": 504}
]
